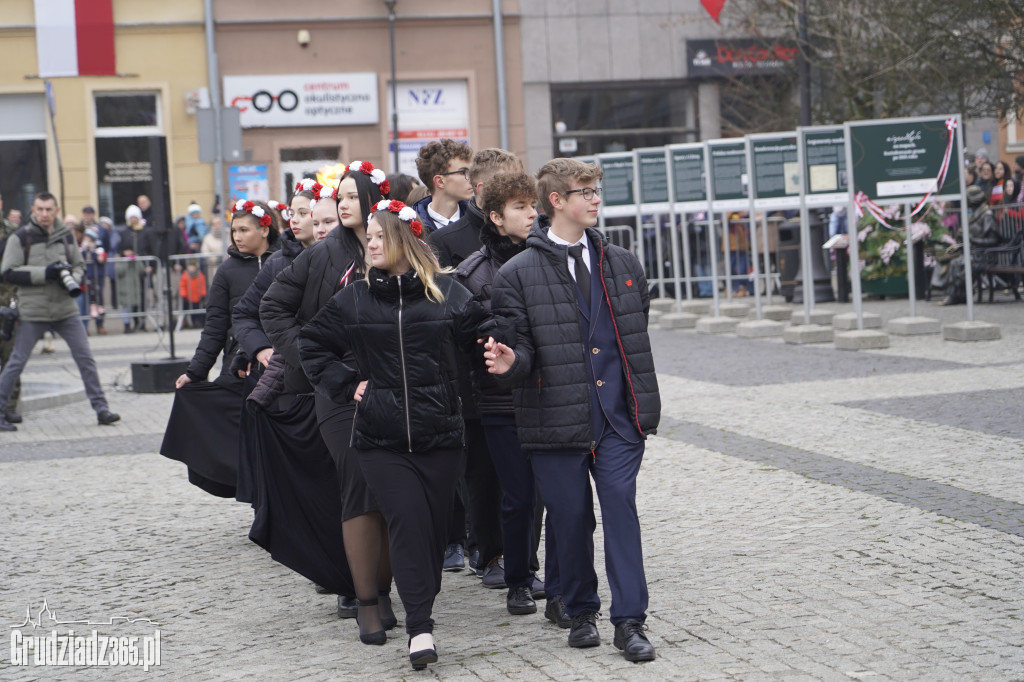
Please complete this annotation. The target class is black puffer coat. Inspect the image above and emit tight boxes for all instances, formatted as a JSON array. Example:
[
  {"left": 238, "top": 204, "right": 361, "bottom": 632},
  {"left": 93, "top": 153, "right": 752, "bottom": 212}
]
[
  {"left": 490, "top": 218, "right": 660, "bottom": 451},
  {"left": 232, "top": 229, "right": 304, "bottom": 360},
  {"left": 298, "top": 268, "right": 487, "bottom": 454},
  {"left": 455, "top": 218, "right": 527, "bottom": 415},
  {"left": 428, "top": 198, "right": 485, "bottom": 268},
  {"left": 260, "top": 227, "right": 362, "bottom": 395},
  {"left": 185, "top": 245, "right": 278, "bottom": 382}
]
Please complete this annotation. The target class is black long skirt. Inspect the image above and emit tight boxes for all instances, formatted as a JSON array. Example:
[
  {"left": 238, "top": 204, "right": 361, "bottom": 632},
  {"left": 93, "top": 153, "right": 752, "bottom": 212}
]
[
  {"left": 247, "top": 392, "right": 354, "bottom": 596},
  {"left": 235, "top": 368, "right": 262, "bottom": 505},
  {"left": 314, "top": 394, "right": 379, "bottom": 521},
  {"left": 160, "top": 375, "right": 243, "bottom": 499}
]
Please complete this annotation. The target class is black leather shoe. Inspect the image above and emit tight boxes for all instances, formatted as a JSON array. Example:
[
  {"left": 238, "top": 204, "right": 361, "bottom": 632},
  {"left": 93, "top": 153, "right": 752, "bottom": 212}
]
[
  {"left": 506, "top": 585, "right": 537, "bottom": 615},
  {"left": 97, "top": 409, "right": 120, "bottom": 425},
  {"left": 613, "top": 619, "right": 655, "bottom": 662},
  {"left": 337, "top": 595, "right": 358, "bottom": 618},
  {"left": 3, "top": 406, "right": 22, "bottom": 424},
  {"left": 0, "top": 415, "right": 16, "bottom": 432},
  {"left": 567, "top": 610, "right": 600, "bottom": 648},
  {"left": 355, "top": 598, "right": 386, "bottom": 645},
  {"left": 544, "top": 595, "right": 571, "bottom": 628}
]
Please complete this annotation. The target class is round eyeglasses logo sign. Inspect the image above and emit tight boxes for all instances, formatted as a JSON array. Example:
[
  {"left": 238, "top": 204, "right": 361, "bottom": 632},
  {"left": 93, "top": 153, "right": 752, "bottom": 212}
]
[{"left": 224, "top": 73, "right": 379, "bottom": 128}]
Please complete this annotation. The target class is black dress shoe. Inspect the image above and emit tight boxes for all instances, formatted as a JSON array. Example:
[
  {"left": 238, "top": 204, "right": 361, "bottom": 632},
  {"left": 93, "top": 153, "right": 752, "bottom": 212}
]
[
  {"left": 567, "top": 610, "right": 600, "bottom": 648},
  {"left": 544, "top": 595, "right": 571, "bottom": 628},
  {"left": 355, "top": 598, "right": 386, "bottom": 645},
  {"left": 0, "top": 415, "right": 16, "bottom": 432},
  {"left": 3, "top": 406, "right": 22, "bottom": 424},
  {"left": 613, "top": 619, "right": 655, "bottom": 662},
  {"left": 97, "top": 409, "right": 120, "bottom": 425},
  {"left": 506, "top": 585, "right": 537, "bottom": 615},
  {"left": 337, "top": 595, "right": 358, "bottom": 618}
]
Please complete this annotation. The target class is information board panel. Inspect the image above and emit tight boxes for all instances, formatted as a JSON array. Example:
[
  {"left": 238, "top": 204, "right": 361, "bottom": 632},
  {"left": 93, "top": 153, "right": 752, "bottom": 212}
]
[
  {"left": 801, "top": 125, "right": 849, "bottom": 207},
  {"left": 749, "top": 132, "right": 800, "bottom": 209},
  {"left": 848, "top": 116, "right": 961, "bottom": 201},
  {"left": 596, "top": 152, "right": 636, "bottom": 218},
  {"left": 637, "top": 148, "right": 669, "bottom": 205},
  {"left": 707, "top": 138, "right": 748, "bottom": 210},
  {"left": 669, "top": 144, "right": 706, "bottom": 207}
]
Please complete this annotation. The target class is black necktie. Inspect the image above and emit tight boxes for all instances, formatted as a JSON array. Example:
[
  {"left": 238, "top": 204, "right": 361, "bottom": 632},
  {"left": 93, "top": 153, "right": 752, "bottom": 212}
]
[{"left": 568, "top": 244, "right": 591, "bottom": 308}]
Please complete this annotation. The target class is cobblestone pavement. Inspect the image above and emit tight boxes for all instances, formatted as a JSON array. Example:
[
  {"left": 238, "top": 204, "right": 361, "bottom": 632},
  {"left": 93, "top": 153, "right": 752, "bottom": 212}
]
[{"left": 2, "top": 296, "right": 1023, "bottom": 680}]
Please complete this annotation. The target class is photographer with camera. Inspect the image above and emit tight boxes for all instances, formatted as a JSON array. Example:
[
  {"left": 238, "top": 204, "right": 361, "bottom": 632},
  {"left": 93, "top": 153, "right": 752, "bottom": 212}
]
[{"left": 0, "top": 193, "right": 119, "bottom": 432}]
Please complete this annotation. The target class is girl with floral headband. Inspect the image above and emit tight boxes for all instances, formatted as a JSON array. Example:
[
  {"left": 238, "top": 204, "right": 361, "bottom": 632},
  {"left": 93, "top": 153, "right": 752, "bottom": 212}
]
[
  {"left": 298, "top": 199, "right": 511, "bottom": 670},
  {"left": 260, "top": 161, "right": 394, "bottom": 638},
  {"left": 161, "top": 199, "right": 280, "bottom": 499}
]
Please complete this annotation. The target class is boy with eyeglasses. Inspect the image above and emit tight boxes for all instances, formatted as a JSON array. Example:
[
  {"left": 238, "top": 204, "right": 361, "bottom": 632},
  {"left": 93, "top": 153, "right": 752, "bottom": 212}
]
[
  {"left": 412, "top": 139, "right": 475, "bottom": 233},
  {"left": 483, "top": 158, "right": 660, "bottom": 662}
]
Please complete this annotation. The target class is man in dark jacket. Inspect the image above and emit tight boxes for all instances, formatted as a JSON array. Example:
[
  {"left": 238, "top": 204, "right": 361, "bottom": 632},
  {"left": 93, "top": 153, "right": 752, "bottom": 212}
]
[
  {"left": 428, "top": 148, "right": 524, "bottom": 586},
  {"left": 485, "top": 158, "right": 660, "bottom": 662},
  {"left": 412, "top": 139, "right": 474, "bottom": 234}
]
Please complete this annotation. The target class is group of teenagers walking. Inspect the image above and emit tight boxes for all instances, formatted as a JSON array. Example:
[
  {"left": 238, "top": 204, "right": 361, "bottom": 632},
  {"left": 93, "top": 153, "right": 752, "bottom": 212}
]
[{"left": 159, "top": 140, "right": 662, "bottom": 671}]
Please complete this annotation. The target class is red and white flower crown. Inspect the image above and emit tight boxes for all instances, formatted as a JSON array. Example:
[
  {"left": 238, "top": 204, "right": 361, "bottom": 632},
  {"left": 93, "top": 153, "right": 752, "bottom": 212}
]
[
  {"left": 346, "top": 160, "right": 390, "bottom": 197},
  {"left": 294, "top": 178, "right": 317, "bottom": 194},
  {"left": 308, "top": 182, "right": 338, "bottom": 208},
  {"left": 373, "top": 199, "right": 423, "bottom": 237},
  {"left": 232, "top": 199, "right": 273, "bottom": 228},
  {"left": 268, "top": 200, "right": 288, "bottom": 212}
]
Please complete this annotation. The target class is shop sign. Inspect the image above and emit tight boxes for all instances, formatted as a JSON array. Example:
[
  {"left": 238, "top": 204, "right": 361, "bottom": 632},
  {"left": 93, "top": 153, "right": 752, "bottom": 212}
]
[
  {"left": 388, "top": 79, "right": 469, "bottom": 176},
  {"left": 687, "top": 39, "right": 797, "bottom": 78},
  {"left": 223, "top": 73, "right": 378, "bottom": 128}
]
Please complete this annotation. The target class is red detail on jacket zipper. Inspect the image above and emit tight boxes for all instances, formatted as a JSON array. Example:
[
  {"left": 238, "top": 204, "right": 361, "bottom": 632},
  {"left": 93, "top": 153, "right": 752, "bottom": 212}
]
[{"left": 597, "top": 240, "right": 644, "bottom": 436}]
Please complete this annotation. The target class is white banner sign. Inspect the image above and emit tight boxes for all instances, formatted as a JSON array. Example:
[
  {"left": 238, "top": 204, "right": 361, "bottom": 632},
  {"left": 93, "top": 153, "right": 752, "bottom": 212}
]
[
  {"left": 223, "top": 73, "right": 379, "bottom": 128},
  {"left": 388, "top": 79, "right": 469, "bottom": 176}
]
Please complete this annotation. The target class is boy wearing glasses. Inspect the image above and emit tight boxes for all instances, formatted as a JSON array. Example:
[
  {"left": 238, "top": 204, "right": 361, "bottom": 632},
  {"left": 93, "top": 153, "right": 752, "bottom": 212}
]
[
  {"left": 412, "top": 139, "right": 475, "bottom": 233},
  {"left": 484, "top": 158, "right": 660, "bottom": 662}
]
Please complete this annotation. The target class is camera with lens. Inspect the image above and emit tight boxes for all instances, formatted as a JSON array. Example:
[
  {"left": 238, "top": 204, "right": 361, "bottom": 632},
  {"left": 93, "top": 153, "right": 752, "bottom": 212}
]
[
  {"left": 50, "top": 262, "right": 82, "bottom": 298},
  {"left": 0, "top": 301, "right": 18, "bottom": 341}
]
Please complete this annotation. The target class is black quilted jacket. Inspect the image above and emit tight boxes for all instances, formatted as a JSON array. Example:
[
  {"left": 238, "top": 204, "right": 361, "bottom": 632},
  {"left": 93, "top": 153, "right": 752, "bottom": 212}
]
[
  {"left": 298, "top": 269, "right": 488, "bottom": 454},
  {"left": 490, "top": 219, "right": 660, "bottom": 451}
]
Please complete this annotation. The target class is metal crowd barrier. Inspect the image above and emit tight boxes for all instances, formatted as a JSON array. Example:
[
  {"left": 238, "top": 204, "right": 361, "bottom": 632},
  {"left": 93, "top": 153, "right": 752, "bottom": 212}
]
[
  {"left": 167, "top": 252, "right": 225, "bottom": 332},
  {"left": 75, "top": 255, "right": 162, "bottom": 333}
]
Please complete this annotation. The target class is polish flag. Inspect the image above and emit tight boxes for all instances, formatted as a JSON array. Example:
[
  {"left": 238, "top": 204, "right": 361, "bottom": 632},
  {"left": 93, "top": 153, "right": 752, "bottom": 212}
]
[
  {"left": 34, "top": 0, "right": 115, "bottom": 78},
  {"left": 701, "top": 0, "right": 727, "bottom": 23}
]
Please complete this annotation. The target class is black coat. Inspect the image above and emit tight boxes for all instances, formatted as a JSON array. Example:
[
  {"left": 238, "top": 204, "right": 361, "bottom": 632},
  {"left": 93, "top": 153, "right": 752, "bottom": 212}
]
[
  {"left": 455, "top": 218, "right": 527, "bottom": 415},
  {"left": 232, "top": 230, "right": 304, "bottom": 360},
  {"left": 186, "top": 245, "right": 277, "bottom": 382},
  {"left": 412, "top": 194, "right": 471, "bottom": 235},
  {"left": 260, "top": 227, "right": 362, "bottom": 395},
  {"left": 490, "top": 218, "right": 660, "bottom": 451},
  {"left": 298, "top": 269, "right": 487, "bottom": 454},
  {"left": 428, "top": 198, "right": 485, "bottom": 268}
]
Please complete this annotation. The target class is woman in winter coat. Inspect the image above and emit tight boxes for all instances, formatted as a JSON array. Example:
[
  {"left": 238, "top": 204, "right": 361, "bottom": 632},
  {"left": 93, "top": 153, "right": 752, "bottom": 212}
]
[
  {"left": 298, "top": 199, "right": 503, "bottom": 671},
  {"left": 260, "top": 164, "right": 395, "bottom": 638},
  {"left": 159, "top": 200, "right": 279, "bottom": 498}
]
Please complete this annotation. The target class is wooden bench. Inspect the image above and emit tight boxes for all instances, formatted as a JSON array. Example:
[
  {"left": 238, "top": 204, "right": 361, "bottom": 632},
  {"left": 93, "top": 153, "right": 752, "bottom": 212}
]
[{"left": 976, "top": 230, "right": 1024, "bottom": 303}]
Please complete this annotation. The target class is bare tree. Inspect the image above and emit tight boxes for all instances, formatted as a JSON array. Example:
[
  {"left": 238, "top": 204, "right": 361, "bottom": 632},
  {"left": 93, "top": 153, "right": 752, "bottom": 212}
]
[{"left": 713, "top": 0, "right": 1024, "bottom": 131}]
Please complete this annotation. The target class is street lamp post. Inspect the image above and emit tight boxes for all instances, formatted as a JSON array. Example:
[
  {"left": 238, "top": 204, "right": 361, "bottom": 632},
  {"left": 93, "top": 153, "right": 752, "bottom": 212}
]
[{"left": 384, "top": 0, "right": 399, "bottom": 174}]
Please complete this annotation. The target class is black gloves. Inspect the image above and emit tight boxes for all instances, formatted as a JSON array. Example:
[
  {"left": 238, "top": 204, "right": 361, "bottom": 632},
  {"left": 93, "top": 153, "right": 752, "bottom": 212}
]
[
  {"left": 478, "top": 315, "right": 517, "bottom": 348},
  {"left": 45, "top": 262, "right": 68, "bottom": 281}
]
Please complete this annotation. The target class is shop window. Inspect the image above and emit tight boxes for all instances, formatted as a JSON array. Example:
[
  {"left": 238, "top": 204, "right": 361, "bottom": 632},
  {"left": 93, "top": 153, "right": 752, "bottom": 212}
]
[
  {"left": 0, "top": 94, "right": 48, "bottom": 217},
  {"left": 95, "top": 93, "right": 161, "bottom": 136},
  {"left": 551, "top": 81, "right": 696, "bottom": 157}
]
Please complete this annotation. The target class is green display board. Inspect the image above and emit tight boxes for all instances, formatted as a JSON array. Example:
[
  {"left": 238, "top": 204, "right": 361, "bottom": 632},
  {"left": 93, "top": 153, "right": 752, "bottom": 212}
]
[
  {"left": 750, "top": 133, "right": 799, "bottom": 201},
  {"left": 708, "top": 140, "right": 747, "bottom": 202},
  {"left": 802, "top": 126, "right": 847, "bottom": 195},
  {"left": 848, "top": 116, "right": 961, "bottom": 201},
  {"left": 597, "top": 153, "right": 635, "bottom": 207},
  {"left": 637, "top": 149, "right": 669, "bottom": 204},
  {"left": 670, "top": 145, "right": 706, "bottom": 204}
]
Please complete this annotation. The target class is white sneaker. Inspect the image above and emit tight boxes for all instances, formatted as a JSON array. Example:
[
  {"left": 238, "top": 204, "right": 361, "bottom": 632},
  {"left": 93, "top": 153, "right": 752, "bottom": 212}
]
[{"left": 408, "top": 633, "right": 437, "bottom": 670}]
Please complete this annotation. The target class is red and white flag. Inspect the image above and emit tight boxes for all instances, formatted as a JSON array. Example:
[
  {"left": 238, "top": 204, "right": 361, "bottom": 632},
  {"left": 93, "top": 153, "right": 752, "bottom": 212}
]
[
  {"left": 701, "top": 0, "right": 727, "bottom": 23},
  {"left": 34, "top": 0, "right": 115, "bottom": 78}
]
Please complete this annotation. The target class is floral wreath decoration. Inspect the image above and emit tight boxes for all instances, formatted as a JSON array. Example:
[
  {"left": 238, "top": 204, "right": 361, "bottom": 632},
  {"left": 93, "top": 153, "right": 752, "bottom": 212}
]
[
  {"left": 268, "top": 200, "right": 290, "bottom": 220},
  {"left": 294, "top": 178, "right": 318, "bottom": 194},
  {"left": 373, "top": 199, "right": 423, "bottom": 237},
  {"left": 308, "top": 182, "right": 338, "bottom": 209},
  {"left": 346, "top": 160, "right": 390, "bottom": 197},
  {"left": 232, "top": 199, "right": 273, "bottom": 228}
]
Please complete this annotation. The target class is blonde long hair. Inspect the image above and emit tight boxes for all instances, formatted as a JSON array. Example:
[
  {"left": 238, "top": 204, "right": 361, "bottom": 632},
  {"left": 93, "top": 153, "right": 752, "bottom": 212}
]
[{"left": 369, "top": 208, "right": 451, "bottom": 303}]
